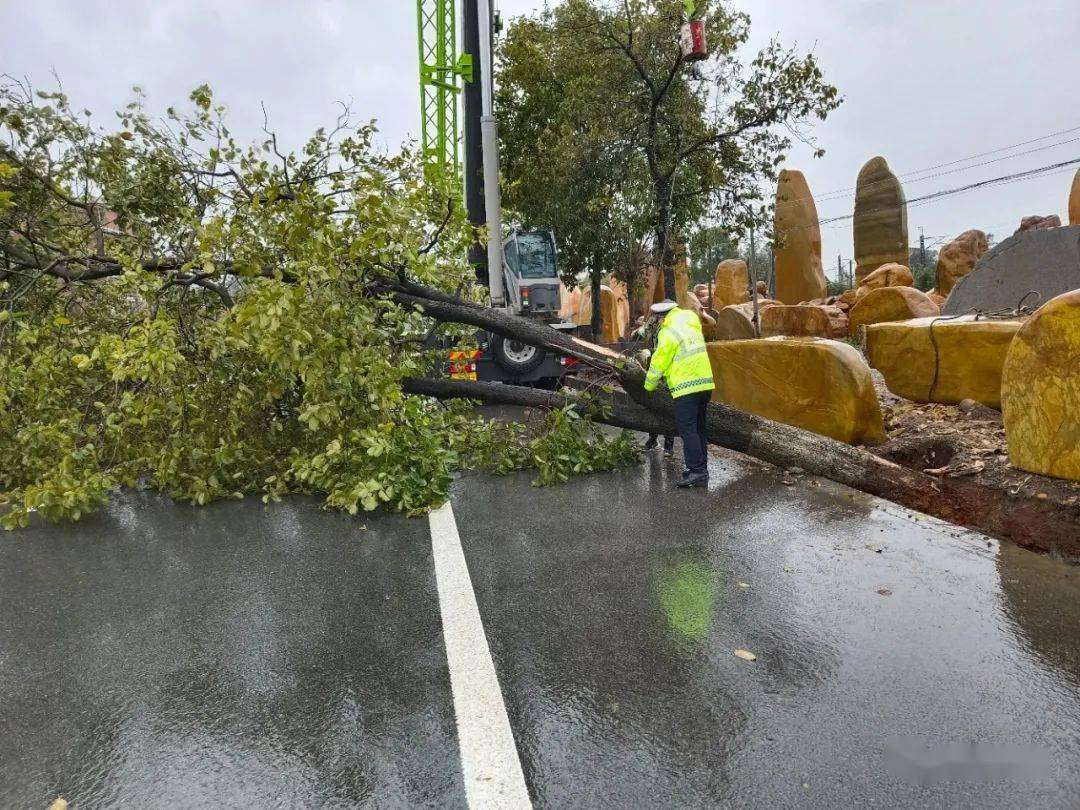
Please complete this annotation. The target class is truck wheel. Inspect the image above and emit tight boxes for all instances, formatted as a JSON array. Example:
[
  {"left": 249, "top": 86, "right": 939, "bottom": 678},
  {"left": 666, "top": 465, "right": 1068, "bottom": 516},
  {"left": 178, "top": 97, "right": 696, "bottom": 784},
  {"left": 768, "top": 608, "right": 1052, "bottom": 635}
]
[{"left": 491, "top": 335, "right": 544, "bottom": 375}]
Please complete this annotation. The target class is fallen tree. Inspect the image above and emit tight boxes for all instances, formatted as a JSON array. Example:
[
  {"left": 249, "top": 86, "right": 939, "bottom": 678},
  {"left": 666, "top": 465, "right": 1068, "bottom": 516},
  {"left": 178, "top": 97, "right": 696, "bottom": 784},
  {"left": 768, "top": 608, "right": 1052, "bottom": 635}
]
[{"left": 389, "top": 278, "right": 1080, "bottom": 550}]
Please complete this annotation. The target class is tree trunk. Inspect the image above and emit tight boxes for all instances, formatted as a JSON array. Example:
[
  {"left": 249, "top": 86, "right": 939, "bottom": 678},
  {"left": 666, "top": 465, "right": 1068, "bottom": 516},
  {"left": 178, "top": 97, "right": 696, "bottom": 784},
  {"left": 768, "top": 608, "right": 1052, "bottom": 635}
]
[
  {"left": 654, "top": 180, "right": 676, "bottom": 300},
  {"left": 403, "top": 377, "right": 673, "bottom": 435},
  {"left": 373, "top": 276, "right": 1058, "bottom": 544},
  {"left": 590, "top": 262, "right": 603, "bottom": 342}
]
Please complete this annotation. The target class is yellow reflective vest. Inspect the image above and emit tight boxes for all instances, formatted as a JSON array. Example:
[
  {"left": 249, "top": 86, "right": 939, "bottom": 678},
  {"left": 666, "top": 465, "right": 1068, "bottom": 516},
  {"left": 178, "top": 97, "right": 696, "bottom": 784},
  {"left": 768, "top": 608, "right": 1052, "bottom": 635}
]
[{"left": 643, "top": 308, "right": 716, "bottom": 398}]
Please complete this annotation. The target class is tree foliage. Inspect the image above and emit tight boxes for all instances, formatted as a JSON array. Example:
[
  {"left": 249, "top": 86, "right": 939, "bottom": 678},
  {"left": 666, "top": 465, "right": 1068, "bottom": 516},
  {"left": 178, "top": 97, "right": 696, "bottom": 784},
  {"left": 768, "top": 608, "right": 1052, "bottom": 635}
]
[
  {"left": 497, "top": 0, "right": 840, "bottom": 297},
  {"left": 0, "top": 80, "right": 637, "bottom": 528}
]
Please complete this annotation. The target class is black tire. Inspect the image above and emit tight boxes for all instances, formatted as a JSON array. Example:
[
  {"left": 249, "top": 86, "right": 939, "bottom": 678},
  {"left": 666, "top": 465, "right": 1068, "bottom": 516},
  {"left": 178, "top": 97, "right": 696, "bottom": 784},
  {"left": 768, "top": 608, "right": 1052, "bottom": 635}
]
[{"left": 491, "top": 334, "right": 545, "bottom": 375}]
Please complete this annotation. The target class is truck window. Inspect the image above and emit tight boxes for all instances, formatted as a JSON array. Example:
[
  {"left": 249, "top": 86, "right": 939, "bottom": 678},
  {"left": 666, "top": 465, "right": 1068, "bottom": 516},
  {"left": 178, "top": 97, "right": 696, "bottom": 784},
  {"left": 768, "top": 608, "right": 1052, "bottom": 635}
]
[{"left": 514, "top": 233, "right": 556, "bottom": 279}]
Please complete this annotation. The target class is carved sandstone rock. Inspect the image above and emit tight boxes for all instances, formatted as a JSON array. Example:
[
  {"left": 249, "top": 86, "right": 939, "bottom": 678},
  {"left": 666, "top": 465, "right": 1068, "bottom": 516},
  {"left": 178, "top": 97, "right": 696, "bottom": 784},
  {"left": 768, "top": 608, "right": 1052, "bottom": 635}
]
[
  {"left": 854, "top": 156, "right": 909, "bottom": 283},
  {"left": 706, "top": 337, "right": 885, "bottom": 445},
  {"left": 936, "top": 229, "right": 988, "bottom": 296},
  {"left": 1016, "top": 215, "right": 1061, "bottom": 234},
  {"left": 713, "top": 259, "right": 750, "bottom": 308},
  {"left": 774, "top": 169, "right": 827, "bottom": 304},
  {"left": 574, "top": 285, "right": 621, "bottom": 343},
  {"left": 866, "top": 316, "right": 1023, "bottom": 408},
  {"left": 1071, "top": 169, "right": 1080, "bottom": 226},
  {"left": 1001, "top": 290, "right": 1080, "bottom": 481},
  {"left": 607, "top": 276, "right": 630, "bottom": 339},
  {"left": 675, "top": 263, "right": 693, "bottom": 309},
  {"left": 859, "top": 262, "right": 913, "bottom": 290},
  {"left": 849, "top": 286, "right": 940, "bottom": 333},
  {"left": 760, "top": 304, "right": 848, "bottom": 339},
  {"left": 559, "top": 283, "right": 581, "bottom": 320}
]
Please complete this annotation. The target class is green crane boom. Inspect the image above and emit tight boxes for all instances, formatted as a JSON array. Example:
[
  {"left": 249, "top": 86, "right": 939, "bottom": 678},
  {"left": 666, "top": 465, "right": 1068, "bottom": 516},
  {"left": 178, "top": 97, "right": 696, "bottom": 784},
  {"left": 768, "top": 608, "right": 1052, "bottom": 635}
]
[{"left": 416, "top": 0, "right": 471, "bottom": 184}]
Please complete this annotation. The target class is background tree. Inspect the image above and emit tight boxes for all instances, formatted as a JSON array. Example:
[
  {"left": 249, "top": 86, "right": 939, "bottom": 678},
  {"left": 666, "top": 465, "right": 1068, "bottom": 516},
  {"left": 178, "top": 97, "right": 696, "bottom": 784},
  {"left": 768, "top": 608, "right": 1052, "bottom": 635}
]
[
  {"left": 498, "top": 0, "right": 840, "bottom": 300},
  {"left": 907, "top": 246, "right": 938, "bottom": 292},
  {"left": 498, "top": 8, "right": 652, "bottom": 337},
  {"left": 688, "top": 223, "right": 738, "bottom": 284}
]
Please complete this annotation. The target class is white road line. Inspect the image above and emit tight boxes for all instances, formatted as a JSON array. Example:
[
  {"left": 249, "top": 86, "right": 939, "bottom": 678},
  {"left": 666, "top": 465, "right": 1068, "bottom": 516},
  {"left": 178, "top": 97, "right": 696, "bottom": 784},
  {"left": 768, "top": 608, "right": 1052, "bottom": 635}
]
[{"left": 429, "top": 500, "right": 532, "bottom": 809}]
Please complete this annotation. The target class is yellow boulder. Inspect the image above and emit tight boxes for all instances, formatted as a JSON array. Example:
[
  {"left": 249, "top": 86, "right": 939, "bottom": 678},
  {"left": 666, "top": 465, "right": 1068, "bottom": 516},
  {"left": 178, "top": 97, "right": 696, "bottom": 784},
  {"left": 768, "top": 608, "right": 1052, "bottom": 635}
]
[
  {"left": 707, "top": 337, "right": 885, "bottom": 445},
  {"left": 774, "top": 169, "right": 828, "bottom": 304},
  {"left": 675, "top": 263, "right": 692, "bottom": 309},
  {"left": 574, "top": 285, "right": 622, "bottom": 343},
  {"left": 760, "top": 304, "right": 848, "bottom": 339},
  {"left": 866, "top": 316, "right": 1023, "bottom": 408},
  {"left": 559, "top": 283, "right": 581, "bottom": 320},
  {"left": 713, "top": 259, "right": 750, "bottom": 308},
  {"left": 859, "top": 262, "right": 913, "bottom": 290},
  {"left": 1001, "top": 290, "right": 1080, "bottom": 481},
  {"left": 848, "top": 286, "right": 940, "bottom": 332},
  {"left": 1070, "top": 168, "right": 1080, "bottom": 225}
]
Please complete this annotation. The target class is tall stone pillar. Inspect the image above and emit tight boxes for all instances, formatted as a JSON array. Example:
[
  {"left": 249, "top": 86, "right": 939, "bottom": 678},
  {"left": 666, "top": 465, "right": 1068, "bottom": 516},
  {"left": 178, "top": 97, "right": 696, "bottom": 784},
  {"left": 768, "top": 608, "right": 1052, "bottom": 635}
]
[
  {"left": 773, "top": 169, "right": 827, "bottom": 304},
  {"left": 1069, "top": 168, "right": 1080, "bottom": 225},
  {"left": 854, "top": 156, "right": 908, "bottom": 284}
]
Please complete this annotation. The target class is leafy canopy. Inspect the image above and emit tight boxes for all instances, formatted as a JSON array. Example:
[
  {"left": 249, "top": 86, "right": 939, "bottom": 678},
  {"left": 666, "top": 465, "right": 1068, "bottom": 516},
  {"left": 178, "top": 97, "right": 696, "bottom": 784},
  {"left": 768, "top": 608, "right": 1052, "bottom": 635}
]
[
  {"left": 497, "top": 0, "right": 841, "bottom": 286},
  {"left": 0, "top": 80, "right": 637, "bottom": 528}
]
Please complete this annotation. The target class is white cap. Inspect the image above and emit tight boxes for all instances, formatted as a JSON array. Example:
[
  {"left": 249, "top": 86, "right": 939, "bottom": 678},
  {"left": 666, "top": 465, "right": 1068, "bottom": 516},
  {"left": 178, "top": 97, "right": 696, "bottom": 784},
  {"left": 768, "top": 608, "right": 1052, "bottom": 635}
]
[{"left": 650, "top": 299, "right": 678, "bottom": 314}]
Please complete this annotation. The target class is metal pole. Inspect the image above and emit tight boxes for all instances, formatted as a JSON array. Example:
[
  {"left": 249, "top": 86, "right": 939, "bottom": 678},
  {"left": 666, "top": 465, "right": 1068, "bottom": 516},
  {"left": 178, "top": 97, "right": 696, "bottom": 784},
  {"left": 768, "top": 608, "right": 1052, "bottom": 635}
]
[
  {"left": 478, "top": 0, "right": 506, "bottom": 307},
  {"left": 462, "top": 0, "right": 487, "bottom": 286}
]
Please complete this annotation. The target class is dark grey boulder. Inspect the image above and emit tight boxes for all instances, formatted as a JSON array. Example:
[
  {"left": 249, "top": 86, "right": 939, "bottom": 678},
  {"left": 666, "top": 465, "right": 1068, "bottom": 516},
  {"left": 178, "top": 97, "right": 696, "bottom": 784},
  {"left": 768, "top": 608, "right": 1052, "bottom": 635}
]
[{"left": 943, "top": 225, "right": 1080, "bottom": 315}]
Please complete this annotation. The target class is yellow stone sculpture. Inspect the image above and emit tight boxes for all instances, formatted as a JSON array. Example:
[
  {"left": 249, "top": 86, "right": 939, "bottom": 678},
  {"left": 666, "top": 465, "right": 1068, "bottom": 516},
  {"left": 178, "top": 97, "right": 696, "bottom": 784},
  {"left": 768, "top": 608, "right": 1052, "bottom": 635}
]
[
  {"left": 774, "top": 169, "right": 827, "bottom": 304},
  {"left": 848, "top": 286, "right": 940, "bottom": 333},
  {"left": 865, "top": 316, "right": 1023, "bottom": 408},
  {"left": 854, "top": 156, "right": 909, "bottom": 283},
  {"left": 707, "top": 337, "right": 885, "bottom": 445},
  {"left": 935, "top": 229, "right": 988, "bottom": 296},
  {"left": 760, "top": 304, "right": 848, "bottom": 338},
  {"left": 712, "top": 259, "right": 750, "bottom": 308},
  {"left": 1001, "top": 290, "right": 1080, "bottom": 481},
  {"left": 859, "top": 262, "right": 913, "bottom": 291},
  {"left": 675, "top": 262, "right": 692, "bottom": 309},
  {"left": 574, "top": 284, "right": 622, "bottom": 343},
  {"left": 1070, "top": 168, "right": 1080, "bottom": 225}
]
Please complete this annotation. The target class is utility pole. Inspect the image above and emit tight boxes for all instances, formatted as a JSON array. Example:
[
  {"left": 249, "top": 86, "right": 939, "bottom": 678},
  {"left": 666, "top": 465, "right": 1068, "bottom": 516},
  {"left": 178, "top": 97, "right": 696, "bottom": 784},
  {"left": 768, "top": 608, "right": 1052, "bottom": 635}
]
[
  {"left": 837, "top": 254, "right": 842, "bottom": 288},
  {"left": 477, "top": 0, "right": 505, "bottom": 306},
  {"left": 919, "top": 226, "right": 926, "bottom": 268},
  {"left": 461, "top": 0, "right": 486, "bottom": 287}
]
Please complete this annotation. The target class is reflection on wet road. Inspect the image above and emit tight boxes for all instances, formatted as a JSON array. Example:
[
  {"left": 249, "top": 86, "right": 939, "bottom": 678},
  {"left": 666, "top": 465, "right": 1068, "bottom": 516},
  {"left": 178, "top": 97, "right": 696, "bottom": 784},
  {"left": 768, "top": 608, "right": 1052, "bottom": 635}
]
[{"left": 3, "top": 450, "right": 1080, "bottom": 808}]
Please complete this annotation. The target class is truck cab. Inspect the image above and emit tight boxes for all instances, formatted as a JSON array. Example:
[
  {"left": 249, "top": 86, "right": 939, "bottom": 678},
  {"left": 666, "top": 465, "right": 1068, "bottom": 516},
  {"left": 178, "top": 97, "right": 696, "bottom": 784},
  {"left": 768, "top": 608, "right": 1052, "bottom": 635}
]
[{"left": 502, "top": 229, "right": 562, "bottom": 320}]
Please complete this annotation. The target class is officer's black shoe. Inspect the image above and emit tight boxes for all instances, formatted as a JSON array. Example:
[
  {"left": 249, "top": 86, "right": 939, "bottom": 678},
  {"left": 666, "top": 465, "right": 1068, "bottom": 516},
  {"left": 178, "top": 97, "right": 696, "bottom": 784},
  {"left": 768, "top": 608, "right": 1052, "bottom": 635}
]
[
  {"left": 663, "top": 448, "right": 675, "bottom": 459},
  {"left": 676, "top": 472, "right": 709, "bottom": 489},
  {"left": 644, "top": 436, "right": 659, "bottom": 450}
]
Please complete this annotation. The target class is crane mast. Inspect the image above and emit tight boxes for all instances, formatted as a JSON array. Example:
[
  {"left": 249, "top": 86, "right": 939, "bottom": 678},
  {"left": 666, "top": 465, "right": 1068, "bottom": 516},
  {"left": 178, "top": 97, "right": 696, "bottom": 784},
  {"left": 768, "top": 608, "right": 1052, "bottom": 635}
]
[{"left": 416, "top": 0, "right": 470, "bottom": 183}]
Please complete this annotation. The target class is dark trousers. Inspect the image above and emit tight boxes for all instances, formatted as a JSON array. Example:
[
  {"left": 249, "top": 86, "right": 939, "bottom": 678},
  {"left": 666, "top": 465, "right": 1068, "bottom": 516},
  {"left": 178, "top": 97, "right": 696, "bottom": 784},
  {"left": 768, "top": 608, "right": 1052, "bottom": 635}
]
[{"left": 671, "top": 391, "right": 710, "bottom": 476}]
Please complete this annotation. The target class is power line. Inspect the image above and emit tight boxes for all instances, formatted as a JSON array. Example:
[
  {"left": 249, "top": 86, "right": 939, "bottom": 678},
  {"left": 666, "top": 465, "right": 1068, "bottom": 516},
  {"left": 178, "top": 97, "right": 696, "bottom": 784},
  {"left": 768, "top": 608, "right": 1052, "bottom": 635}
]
[
  {"left": 808, "top": 122, "right": 1080, "bottom": 201},
  {"left": 813, "top": 134, "right": 1080, "bottom": 204},
  {"left": 815, "top": 157, "right": 1080, "bottom": 226}
]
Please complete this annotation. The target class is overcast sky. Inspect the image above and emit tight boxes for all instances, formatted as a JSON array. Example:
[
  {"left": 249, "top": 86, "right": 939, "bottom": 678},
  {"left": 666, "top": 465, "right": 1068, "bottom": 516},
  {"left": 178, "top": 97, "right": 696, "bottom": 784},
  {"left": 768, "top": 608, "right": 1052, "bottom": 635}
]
[{"left": 3, "top": 1, "right": 1078, "bottom": 277}]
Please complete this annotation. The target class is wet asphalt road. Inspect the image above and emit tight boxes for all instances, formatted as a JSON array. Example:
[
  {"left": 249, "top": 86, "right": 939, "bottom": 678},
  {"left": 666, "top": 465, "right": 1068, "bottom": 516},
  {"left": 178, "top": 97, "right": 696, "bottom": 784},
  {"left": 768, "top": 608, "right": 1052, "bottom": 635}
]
[{"left": 4, "top": 450, "right": 1080, "bottom": 807}]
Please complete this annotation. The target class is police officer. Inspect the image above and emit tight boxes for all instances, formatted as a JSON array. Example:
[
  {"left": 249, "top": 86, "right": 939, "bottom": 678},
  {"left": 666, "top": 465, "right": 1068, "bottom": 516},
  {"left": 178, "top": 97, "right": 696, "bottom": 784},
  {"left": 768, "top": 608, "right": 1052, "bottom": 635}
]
[{"left": 642, "top": 299, "right": 715, "bottom": 488}]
